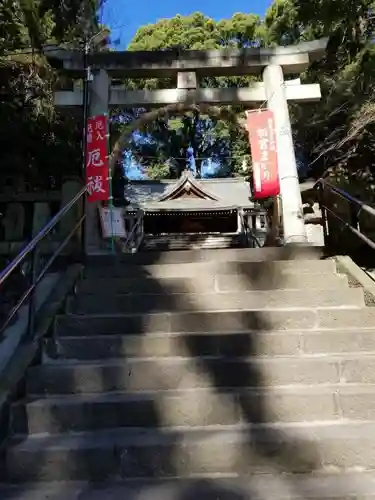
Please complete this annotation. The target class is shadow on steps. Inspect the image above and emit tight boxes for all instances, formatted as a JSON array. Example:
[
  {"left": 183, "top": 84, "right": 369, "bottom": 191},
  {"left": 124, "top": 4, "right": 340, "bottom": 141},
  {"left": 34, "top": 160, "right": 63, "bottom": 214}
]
[{"left": 2, "top": 245, "right": 354, "bottom": 499}]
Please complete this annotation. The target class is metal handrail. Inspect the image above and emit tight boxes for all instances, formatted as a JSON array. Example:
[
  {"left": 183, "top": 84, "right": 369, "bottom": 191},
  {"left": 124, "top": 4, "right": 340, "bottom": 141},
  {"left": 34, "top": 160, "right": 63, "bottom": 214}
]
[
  {"left": 240, "top": 211, "right": 263, "bottom": 248},
  {"left": 0, "top": 185, "right": 87, "bottom": 336},
  {"left": 315, "top": 178, "right": 375, "bottom": 250},
  {"left": 315, "top": 178, "right": 375, "bottom": 218},
  {"left": 0, "top": 186, "right": 87, "bottom": 287},
  {"left": 122, "top": 210, "right": 144, "bottom": 253}
]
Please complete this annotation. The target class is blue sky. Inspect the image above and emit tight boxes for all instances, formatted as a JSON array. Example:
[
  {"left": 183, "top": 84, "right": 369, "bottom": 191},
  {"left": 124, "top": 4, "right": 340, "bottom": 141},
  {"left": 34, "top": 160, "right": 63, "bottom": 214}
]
[{"left": 101, "top": 0, "right": 272, "bottom": 49}]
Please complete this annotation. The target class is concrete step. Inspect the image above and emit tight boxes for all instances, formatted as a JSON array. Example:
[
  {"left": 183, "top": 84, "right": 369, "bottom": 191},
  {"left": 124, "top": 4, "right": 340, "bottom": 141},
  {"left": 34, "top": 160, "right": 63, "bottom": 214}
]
[
  {"left": 143, "top": 234, "right": 241, "bottom": 240},
  {"left": 83, "top": 257, "right": 334, "bottom": 279},
  {"left": 142, "top": 242, "right": 242, "bottom": 251},
  {"left": 55, "top": 307, "right": 375, "bottom": 337},
  {"left": 142, "top": 234, "right": 243, "bottom": 249},
  {"left": 13, "top": 385, "right": 375, "bottom": 435},
  {"left": 26, "top": 354, "right": 375, "bottom": 395},
  {"left": 84, "top": 246, "right": 325, "bottom": 266},
  {"left": 6, "top": 422, "right": 375, "bottom": 481},
  {"left": 2, "top": 472, "right": 375, "bottom": 499},
  {"left": 45, "top": 329, "right": 375, "bottom": 362},
  {"left": 78, "top": 272, "right": 349, "bottom": 295},
  {"left": 69, "top": 288, "right": 364, "bottom": 315}
]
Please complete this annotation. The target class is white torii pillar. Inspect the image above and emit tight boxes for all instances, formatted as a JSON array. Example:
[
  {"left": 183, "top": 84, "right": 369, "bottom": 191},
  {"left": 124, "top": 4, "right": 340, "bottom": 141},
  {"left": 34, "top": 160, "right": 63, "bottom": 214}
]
[{"left": 263, "top": 65, "right": 308, "bottom": 245}]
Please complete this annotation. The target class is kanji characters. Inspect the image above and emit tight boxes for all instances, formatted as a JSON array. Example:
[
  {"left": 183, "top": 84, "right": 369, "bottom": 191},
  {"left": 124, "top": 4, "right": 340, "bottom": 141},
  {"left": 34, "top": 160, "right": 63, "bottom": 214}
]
[
  {"left": 86, "top": 115, "right": 109, "bottom": 201},
  {"left": 87, "top": 148, "right": 104, "bottom": 168},
  {"left": 87, "top": 123, "right": 93, "bottom": 144},
  {"left": 246, "top": 109, "right": 280, "bottom": 199},
  {"left": 87, "top": 175, "right": 106, "bottom": 195},
  {"left": 95, "top": 118, "right": 106, "bottom": 141}
]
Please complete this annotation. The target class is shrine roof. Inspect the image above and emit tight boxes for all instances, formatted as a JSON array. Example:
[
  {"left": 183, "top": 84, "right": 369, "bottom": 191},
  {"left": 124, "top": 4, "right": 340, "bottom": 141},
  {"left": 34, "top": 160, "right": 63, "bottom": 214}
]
[{"left": 124, "top": 172, "right": 253, "bottom": 212}]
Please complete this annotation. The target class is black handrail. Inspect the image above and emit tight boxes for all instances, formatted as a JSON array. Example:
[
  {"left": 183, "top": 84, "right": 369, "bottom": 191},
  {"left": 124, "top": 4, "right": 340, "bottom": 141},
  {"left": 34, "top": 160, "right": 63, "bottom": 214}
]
[
  {"left": 316, "top": 179, "right": 375, "bottom": 217},
  {"left": 241, "top": 211, "right": 264, "bottom": 248},
  {"left": 315, "top": 178, "right": 375, "bottom": 250},
  {"left": 0, "top": 185, "right": 87, "bottom": 337},
  {"left": 122, "top": 210, "right": 144, "bottom": 253}
]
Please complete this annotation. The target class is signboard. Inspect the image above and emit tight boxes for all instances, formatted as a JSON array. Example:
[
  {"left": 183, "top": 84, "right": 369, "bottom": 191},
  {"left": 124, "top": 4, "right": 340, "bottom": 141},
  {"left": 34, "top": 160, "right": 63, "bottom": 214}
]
[
  {"left": 86, "top": 114, "right": 110, "bottom": 202},
  {"left": 246, "top": 109, "right": 280, "bottom": 199},
  {"left": 98, "top": 205, "right": 126, "bottom": 238}
]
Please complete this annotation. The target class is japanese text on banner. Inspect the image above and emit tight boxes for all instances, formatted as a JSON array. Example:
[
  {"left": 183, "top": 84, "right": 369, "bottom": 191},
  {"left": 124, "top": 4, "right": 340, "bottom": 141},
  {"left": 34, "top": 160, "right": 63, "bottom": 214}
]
[
  {"left": 86, "top": 115, "right": 110, "bottom": 202},
  {"left": 246, "top": 110, "right": 280, "bottom": 200}
]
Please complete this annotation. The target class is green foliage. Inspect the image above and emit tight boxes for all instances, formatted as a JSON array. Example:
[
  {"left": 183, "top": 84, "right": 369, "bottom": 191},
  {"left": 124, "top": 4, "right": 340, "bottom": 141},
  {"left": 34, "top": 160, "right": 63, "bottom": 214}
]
[
  {"left": 144, "top": 163, "right": 171, "bottom": 180},
  {"left": 38, "top": 0, "right": 99, "bottom": 41},
  {"left": 0, "top": 0, "right": 99, "bottom": 189},
  {"left": 122, "top": 4, "right": 375, "bottom": 184},
  {"left": 1, "top": 1, "right": 375, "bottom": 191},
  {"left": 122, "top": 13, "right": 263, "bottom": 179},
  {"left": 264, "top": 0, "right": 375, "bottom": 185},
  {"left": 128, "top": 13, "right": 220, "bottom": 51},
  {"left": 128, "top": 111, "right": 246, "bottom": 179}
]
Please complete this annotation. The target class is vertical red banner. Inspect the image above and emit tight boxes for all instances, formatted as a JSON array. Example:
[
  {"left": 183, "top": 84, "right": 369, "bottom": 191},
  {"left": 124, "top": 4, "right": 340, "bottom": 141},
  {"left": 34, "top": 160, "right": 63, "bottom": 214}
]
[
  {"left": 86, "top": 114, "right": 110, "bottom": 202},
  {"left": 246, "top": 109, "right": 280, "bottom": 199}
]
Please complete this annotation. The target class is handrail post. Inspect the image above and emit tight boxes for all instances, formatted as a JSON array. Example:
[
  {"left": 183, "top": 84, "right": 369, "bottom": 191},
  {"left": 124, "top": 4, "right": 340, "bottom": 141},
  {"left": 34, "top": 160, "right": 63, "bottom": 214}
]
[
  {"left": 27, "top": 248, "right": 38, "bottom": 340},
  {"left": 349, "top": 202, "right": 359, "bottom": 231},
  {"left": 317, "top": 181, "right": 329, "bottom": 248}
]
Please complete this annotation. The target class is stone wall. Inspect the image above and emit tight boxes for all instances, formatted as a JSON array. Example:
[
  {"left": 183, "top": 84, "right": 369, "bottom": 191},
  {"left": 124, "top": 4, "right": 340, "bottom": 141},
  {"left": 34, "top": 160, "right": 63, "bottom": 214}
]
[{"left": 0, "top": 177, "right": 83, "bottom": 256}]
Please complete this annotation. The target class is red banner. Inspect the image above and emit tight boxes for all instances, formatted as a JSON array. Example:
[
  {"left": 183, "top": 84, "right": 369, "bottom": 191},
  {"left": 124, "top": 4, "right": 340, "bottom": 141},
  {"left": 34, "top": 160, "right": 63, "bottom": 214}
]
[
  {"left": 246, "top": 109, "right": 280, "bottom": 199},
  {"left": 86, "top": 114, "right": 110, "bottom": 202}
]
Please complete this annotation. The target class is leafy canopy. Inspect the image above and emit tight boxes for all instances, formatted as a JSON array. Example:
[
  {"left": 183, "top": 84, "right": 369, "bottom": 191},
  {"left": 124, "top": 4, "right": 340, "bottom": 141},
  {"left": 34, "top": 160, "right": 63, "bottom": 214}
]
[
  {"left": 0, "top": 0, "right": 100, "bottom": 189},
  {"left": 1, "top": 0, "right": 374, "bottom": 194}
]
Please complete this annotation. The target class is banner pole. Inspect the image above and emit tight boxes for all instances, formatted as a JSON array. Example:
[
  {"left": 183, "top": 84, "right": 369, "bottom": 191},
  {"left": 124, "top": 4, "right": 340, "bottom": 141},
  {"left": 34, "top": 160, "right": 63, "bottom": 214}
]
[
  {"left": 105, "top": 113, "right": 115, "bottom": 255},
  {"left": 108, "top": 171, "right": 115, "bottom": 254}
]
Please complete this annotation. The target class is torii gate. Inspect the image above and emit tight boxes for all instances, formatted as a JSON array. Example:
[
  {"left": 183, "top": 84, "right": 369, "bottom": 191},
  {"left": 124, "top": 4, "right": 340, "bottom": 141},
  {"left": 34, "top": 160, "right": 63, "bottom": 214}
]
[{"left": 47, "top": 38, "right": 328, "bottom": 254}]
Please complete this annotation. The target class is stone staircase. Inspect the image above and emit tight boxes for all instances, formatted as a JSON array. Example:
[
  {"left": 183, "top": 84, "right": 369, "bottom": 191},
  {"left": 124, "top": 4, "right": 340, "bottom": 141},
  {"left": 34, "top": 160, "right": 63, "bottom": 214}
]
[
  {"left": 142, "top": 233, "right": 244, "bottom": 251},
  {"left": 3, "top": 247, "right": 375, "bottom": 498}
]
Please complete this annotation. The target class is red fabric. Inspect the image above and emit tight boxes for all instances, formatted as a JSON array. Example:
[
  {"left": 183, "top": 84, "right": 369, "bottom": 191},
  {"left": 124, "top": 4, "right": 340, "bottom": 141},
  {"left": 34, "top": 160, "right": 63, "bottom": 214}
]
[
  {"left": 246, "top": 110, "right": 280, "bottom": 199},
  {"left": 86, "top": 115, "right": 110, "bottom": 202}
]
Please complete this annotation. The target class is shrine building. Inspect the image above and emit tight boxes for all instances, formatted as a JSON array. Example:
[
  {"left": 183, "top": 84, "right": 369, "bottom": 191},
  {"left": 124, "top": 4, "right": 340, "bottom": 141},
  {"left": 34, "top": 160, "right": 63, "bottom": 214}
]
[{"left": 120, "top": 170, "right": 266, "bottom": 241}]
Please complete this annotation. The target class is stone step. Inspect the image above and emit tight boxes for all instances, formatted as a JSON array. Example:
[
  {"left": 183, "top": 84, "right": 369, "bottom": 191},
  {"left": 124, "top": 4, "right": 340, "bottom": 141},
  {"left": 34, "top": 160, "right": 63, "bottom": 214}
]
[
  {"left": 78, "top": 272, "right": 349, "bottom": 295},
  {"left": 26, "top": 354, "right": 375, "bottom": 395},
  {"left": 2, "top": 473, "right": 375, "bottom": 499},
  {"left": 54, "top": 308, "right": 375, "bottom": 337},
  {"left": 45, "top": 329, "right": 375, "bottom": 362},
  {"left": 142, "top": 234, "right": 242, "bottom": 246},
  {"left": 68, "top": 288, "right": 364, "bottom": 315},
  {"left": 143, "top": 234, "right": 241, "bottom": 241},
  {"left": 12, "top": 385, "right": 375, "bottom": 435},
  {"left": 142, "top": 242, "right": 242, "bottom": 251},
  {"left": 142, "top": 243, "right": 241, "bottom": 251},
  {"left": 83, "top": 257, "right": 334, "bottom": 279},
  {"left": 6, "top": 422, "right": 375, "bottom": 481},
  {"left": 85, "top": 246, "right": 325, "bottom": 267}
]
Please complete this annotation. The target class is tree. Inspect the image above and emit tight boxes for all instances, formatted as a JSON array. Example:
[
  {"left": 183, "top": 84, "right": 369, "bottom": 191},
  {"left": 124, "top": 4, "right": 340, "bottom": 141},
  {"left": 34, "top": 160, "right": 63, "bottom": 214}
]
[
  {"left": 116, "top": 13, "right": 261, "bottom": 179},
  {"left": 0, "top": 0, "right": 100, "bottom": 190},
  {"left": 264, "top": 0, "right": 375, "bottom": 190},
  {"left": 120, "top": 4, "right": 375, "bottom": 188},
  {"left": 109, "top": 103, "right": 245, "bottom": 179},
  {"left": 2, "top": 1, "right": 374, "bottom": 197}
]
